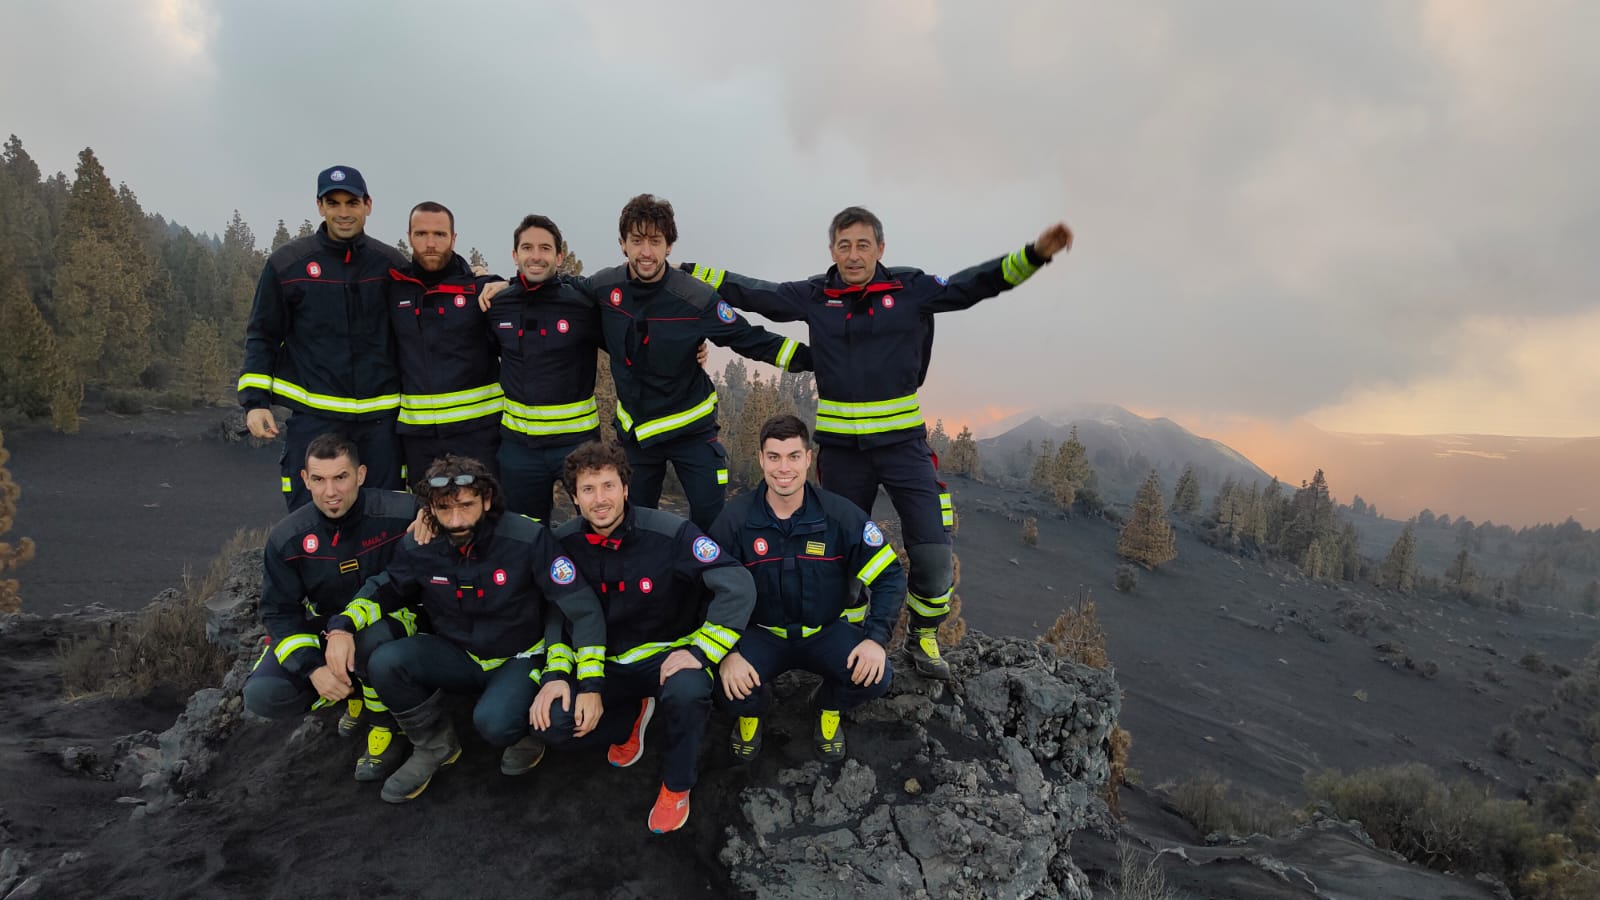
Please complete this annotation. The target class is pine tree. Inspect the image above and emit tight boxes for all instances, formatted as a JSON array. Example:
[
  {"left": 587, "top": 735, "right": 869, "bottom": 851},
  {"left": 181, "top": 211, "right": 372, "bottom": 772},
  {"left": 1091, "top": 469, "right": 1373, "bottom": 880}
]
[
  {"left": 1118, "top": 471, "right": 1176, "bottom": 569},
  {"left": 1444, "top": 549, "right": 1480, "bottom": 600},
  {"left": 557, "top": 245, "right": 584, "bottom": 277},
  {"left": 946, "top": 425, "right": 980, "bottom": 478},
  {"left": 1337, "top": 522, "right": 1361, "bottom": 581},
  {"left": 928, "top": 419, "right": 952, "bottom": 459},
  {"left": 1171, "top": 464, "right": 1200, "bottom": 516},
  {"left": 296, "top": 219, "right": 315, "bottom": 238},
  {"left": 271, "top": 219, "right": 293, "bottom": 251},
  {"left": 468, "top": 247, "right": 488, "bottom": 273},
  {"left": 215, "top": 210, "right": 261, "bottom": 345},
  {"left": 0, "top": 428, "right": 35, "bottom": 613},
  {"left": 0, "top": 253, "right": 68, "bottom": 419},
  {"left": 395, "top": 237, "right": 412, "bottom": 262},
  {"left": 1378, "top": 524, "right": 1417, "bottom": 593},
  {"left": 1030, "top": 439, "right": 1056, "bottom": 491},
  {"left": 179, "top": 320, "right": 230, "bottom": 405},
  {"left": 0, "top": 135, "right": 57, "bottom": 305}
]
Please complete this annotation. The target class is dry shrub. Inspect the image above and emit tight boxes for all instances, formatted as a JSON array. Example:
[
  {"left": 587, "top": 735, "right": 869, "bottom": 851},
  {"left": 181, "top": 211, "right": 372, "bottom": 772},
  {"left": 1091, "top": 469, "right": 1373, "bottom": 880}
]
[
  {"left": 1021, "top": 516, "right": 1038, "bottom": 547},
  {"left": 1162, "top": 771, "right": 1296, "bottom": 837},
  {"left": 1041, "top": 594, "right": 1110, "bottom": 669},
  {"left": 1105, "top": 725, "right": 1132, "bottom": 818},
  {"left": 1115, "top": 841, "right": 1172, "bottom": 900},
  {"left": 890, "top": 550, "right": 967, "bottom": 650},
  {"left": 60, "top": 527, "right": 264, "bottom": 698}
]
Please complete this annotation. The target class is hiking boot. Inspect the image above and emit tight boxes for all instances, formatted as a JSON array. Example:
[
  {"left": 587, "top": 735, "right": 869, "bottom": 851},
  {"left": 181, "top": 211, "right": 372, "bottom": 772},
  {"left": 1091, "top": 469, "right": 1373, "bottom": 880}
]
[
  {"left": 908, "top": 627, "right": 952, "bottom": 680},
  {"left": 500, "top": 735, "right": 547, "bottom": 776},
  {"left": 730, "top": 716, "right": 762, "bottom": 763},
  {"left": 648, "top": 784, "right": 691, "bottom": 834},
  {"left": 337, "top": 698, "right": 364, "bottom": 737},
  {"left": 382, "top": 692, "right": 461, "bottom": 804},
  {"left": 353, "top": 724, "right": 406, "bottom": 782},
  {"left": 815, "top": 709, "right": 846, "bottom": 762},
  {"left": 607, "top": 698, "right": 657, "bottom": 768}
]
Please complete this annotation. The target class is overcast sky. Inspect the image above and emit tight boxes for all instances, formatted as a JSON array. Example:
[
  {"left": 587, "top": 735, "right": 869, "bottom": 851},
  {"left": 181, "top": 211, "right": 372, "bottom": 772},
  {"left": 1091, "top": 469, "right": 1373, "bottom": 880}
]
[{"left": 4, "top": 0, "right": 1597, "bottom": 439}]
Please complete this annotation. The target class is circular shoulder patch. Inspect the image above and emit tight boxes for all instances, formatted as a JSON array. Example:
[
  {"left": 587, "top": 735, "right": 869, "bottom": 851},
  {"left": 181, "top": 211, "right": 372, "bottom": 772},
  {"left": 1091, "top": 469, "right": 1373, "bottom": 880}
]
[
  {"left": 550, "top": 556, "right": 577, "bottom": 585},
  {"left": 934, "top": 274, "right": 948, "bottom": 286},
  {"left": 863, "top": 521, "right": 885, "bottom": 548},
  {"left": 716, "top": 300, "right": 737, "bottom": 323},
  {"left": 302, "top": 534, "right": 319, "bottom": 553},
  {"left": 692, "top": 535, "right": 721, "bottom": 562}
]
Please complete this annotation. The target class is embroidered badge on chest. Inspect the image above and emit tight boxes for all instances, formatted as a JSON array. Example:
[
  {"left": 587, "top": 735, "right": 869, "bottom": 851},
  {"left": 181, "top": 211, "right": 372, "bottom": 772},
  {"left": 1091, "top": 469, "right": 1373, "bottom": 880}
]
[
  {"left": 306, "top": 262, "right": 321, "bottom": 279},
  {"left": 753, "top": 537, "right": 769, "bottom": 556},
  {"left": 302, "top": 534, "right": 319, "bottom": 553},
  {"left": 805, "top": 541, "right": 826, "bottom": 556},
  {"left": 610, "top": 288, "right": 622, "bottom": 306},
  {"left": 493, "top": 568, "right": 508, "bottom": 586},
  {"left": 639, "top": 577, "right": 654, "bottom": 593},
  {"left": 881, "top": 295, "right": 895, "bottom": 309},
  {"left": 557, "top": 319, "right": 570, "bottom": 333},
  {"left": 454, "top": 295, "right": 467, "bottom": 308}
]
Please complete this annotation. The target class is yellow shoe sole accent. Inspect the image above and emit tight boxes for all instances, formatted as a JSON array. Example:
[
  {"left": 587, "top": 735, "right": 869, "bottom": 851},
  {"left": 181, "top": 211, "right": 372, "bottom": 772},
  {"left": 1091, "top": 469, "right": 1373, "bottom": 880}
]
[{"left": 738, "top": 717, "right": 760, "bottom": 742}]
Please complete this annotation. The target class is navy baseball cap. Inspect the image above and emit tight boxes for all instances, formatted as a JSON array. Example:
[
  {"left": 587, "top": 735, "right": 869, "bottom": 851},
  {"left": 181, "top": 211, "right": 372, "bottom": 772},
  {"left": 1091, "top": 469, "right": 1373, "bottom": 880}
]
[{"left": 316, "top": 165, "right": 368, "bottom": 199}]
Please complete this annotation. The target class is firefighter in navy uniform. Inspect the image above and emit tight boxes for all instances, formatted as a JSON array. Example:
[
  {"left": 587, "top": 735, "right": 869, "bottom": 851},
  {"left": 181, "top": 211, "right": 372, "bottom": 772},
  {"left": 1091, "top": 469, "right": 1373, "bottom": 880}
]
[
  {"left": 568, "top": 194, "right": 810, "bottom": 531},
  {"left": 487, "top": 214, "right": 603, "bottom": 520},
  {"left": 239, "top": 165, "right": 408, "bottom": 511},
  {"left": 388, "top": 201, "right": 503, "bottom": 485},
  {"left": 242, "top": 433, "right": 422, "bottom": 782},
  {"left": 324, "top": 454, "right": 608, "bottom": 804},
  {"left": 708, "top": 414, "right": 905, "bottom": 762},
  {"left": 536, "top": 440, "right": 756, "bottom": 834},
  {"left": 684, "top": 208, "right": 1073, "bottom": 678}
]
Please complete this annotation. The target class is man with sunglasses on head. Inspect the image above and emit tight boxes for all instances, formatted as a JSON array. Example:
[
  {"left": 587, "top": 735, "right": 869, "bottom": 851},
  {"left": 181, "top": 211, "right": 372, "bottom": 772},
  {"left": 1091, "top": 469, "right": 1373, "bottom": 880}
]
[
  {"left": 324, "top": 455, "right": 608, "bottom": 804},
  {"left": 243, "top": 433, "right": 421, "bottom": 783}
]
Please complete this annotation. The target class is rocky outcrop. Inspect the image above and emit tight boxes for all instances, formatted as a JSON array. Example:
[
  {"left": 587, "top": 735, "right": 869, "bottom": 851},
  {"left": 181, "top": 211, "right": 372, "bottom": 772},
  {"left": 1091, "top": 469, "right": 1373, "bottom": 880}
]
[{"left": 718, "top": 635, "right": 1122, "bottom": 899}]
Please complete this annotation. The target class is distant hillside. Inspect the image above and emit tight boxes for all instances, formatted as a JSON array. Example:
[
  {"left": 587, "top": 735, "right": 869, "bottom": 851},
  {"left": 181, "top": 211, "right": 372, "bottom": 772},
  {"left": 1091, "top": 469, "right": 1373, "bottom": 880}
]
[
  {"left": 975, "top": 403, "right": 1272, "bottom": 505},
  {"left": 1206, "top": 419, "right": 1599, "bottom": 529}
]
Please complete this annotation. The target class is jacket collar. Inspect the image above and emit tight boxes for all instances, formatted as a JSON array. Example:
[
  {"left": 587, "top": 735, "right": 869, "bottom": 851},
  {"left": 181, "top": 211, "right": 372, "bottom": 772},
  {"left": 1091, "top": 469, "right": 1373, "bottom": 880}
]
[
  {"left": 314, "top": 222, "right": 367, "bottom": 258},
  {"left": 746, "top": 482, "right": 826, "bottom": 530},
  {"left": 821, "top": 263, "right": 903, "bottom": 299},
  {"left": 581, "top": 503, "right": 635, "bottom": 549}
]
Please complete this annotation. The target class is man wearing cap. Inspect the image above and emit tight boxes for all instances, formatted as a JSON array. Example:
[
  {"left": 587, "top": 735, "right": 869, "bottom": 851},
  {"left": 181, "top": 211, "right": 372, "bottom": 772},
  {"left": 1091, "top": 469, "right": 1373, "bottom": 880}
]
[{"left": 239, "top": 165, "right": 409, "bottom": 510}]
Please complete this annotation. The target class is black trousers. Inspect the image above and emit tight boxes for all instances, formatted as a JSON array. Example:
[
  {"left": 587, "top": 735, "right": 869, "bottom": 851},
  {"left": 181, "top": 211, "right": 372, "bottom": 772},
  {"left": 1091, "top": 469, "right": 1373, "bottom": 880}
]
[
  {"left": 242, "top": 617, "right": 407, "bottom": 720},
  {"left": 713, "top": 621, "right": 893, "bottom": 718},
  {"left": 622, "top": 428, "right": 729, "bottom": 531},
  {"left": 281, "top": 413, "right": 403, "bottom": 511},
  {"left": 366, "top": 633, "right": 539, "bottom": 747},
  {"left": 497, "top": 436, "right": 588, "bottom": 523},
  {"left": 401, "top": 421, "right": 501, "bottom": 488},
  {"left": 540, "top": 654, "right": 712, "bottom": 792}
]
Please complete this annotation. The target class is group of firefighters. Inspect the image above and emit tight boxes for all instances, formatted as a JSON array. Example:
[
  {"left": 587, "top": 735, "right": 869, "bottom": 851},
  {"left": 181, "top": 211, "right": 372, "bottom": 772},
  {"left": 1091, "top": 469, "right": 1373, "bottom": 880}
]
[{"left": 238, "top": 165, "right": 1073, "bottom": 832}]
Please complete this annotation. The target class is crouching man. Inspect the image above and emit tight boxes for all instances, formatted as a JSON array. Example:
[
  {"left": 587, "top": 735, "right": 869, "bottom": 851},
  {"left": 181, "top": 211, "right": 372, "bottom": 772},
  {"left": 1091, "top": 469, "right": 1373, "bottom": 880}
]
[
  {"left": 708, "top": 414, "right": 906, "bottom": 762},
  {"left": 537, "top": 440, "right": 756, "bottom": 833},
  {"left": 242, "top": 433, "right": 419, "bottom": 781},
  {"left": 324, "top": 454, "right": 606, "bottom": 804}
]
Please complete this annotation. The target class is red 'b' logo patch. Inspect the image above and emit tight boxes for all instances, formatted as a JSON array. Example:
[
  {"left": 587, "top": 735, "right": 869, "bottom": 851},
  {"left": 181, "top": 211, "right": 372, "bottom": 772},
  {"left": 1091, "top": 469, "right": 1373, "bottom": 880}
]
[
  {"left": 881, "top": 295, "right": 895, "bottom": 309},
  {"left": 639, "top": 577, "right": 653, "bottom": 593},
  {"left": 610, "top": 288, "right": 622, "bottom": 306},
  {"left": 557, "top": 319, "right": 569, "bottom": 333},
  {"left": 302, "top": 534, "right": 319, "bottom": 553},
  {"left": 493, "top": 568, "right": 507, "bottom": 586},
  {"left": 454, "top": 295, "right": 467, "bottom": 308},
  {"left": 306, "top": 262, "right": 321, "bottom": 278},
  {"left": 753, "top": 537, "right": 769, "bottom": 556}
]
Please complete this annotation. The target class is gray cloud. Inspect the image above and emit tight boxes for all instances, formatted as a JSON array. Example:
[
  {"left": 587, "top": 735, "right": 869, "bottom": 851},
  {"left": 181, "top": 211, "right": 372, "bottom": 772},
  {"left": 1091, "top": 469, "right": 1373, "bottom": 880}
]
[{"left": 4, "top": 0, "right": 1596, "bottom": 430}]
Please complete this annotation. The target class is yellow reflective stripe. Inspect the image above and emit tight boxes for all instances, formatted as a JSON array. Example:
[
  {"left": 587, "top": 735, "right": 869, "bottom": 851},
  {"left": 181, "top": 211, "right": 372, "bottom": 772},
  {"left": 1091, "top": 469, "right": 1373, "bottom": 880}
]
[
  {"left": 615, "top": 402, "right": 634, "bottom": 433},
  {"left": 576, "top": 645, "right": 607, "bottom": 679},
  {"left": 465, "top": 638, "right": 548, "bottom": 672},
  {"left": 841, "top": 604, "right": 866, "bottom": 625},
  {"left": 691, "top": 265, "right": 726, "bottom": 290},
  {"left": 775, "top": 338, "right": 798, "bottom": 370},
  {"left": 236, "top": 374, "right": 401, "bottom": 415},
  {"left": 760, "top": 623, "right": 824, "bottom": 639},
  {"left": 940, "top": 492, "right": 954, "bottom": 527},
  {"left": 692, "top": 623, "right": 739, "bottom": 663},
  {"left": 344, "top": 596, "right": 382, "bottom": 630},
  {"left": 816, "top": 394, "right": 920, "bottom": 417},
  {"left": 545, "top": 645, "right": 574, "bottom": 675},
  {"left": 717, "top": 469, "right": 729, "bottom": 485},
  {"left": 816, "top": 410, "right": 926, "bottom": 436},
  {"left": 502, "top": 396, "right": 601, "bottom": 436},
  {"left": 399, "top": 383, "right": 504, "bottom": 410},
  {"left": 608, "top": 638, "right": 689, "bottom": 665},
  {"left": 631, "top": 392, "right": 718, "bottom": 441},
  {"left": 399, "top": 397, "right": 504, "bottom": 425},
  {"left": 514, "top": 640, "right": 548, "bottom": 659},
  {"left": 281, "top": 476, "right": 292, "bottom": 493},
  {"left": 388, "top": 607, "right": 419, "bottom": 636},
  {"left": 362, "top": 683, "right": 390, "bottom": 713},
  {"left": 856, "top": 544, "right": 897, "bottom": 585},
  {"left": 274, "top": 633, "right": 321, "bottom": 664},
  {"left": 907, "top": 588, "right": 952, "bottom": 618},
  {"left": 1002, "top": 245, "right": 1040, "bottom": 286}
]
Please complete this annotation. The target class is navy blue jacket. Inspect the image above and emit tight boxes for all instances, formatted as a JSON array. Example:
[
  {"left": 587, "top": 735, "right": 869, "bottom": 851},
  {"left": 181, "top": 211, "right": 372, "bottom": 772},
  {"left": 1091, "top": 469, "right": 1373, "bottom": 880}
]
[
  {"left": 387, "top": 253, "right": 502, "bottom": 437},
  {"left": 488, "top": 274, "right": 604, "bottom": 448}
]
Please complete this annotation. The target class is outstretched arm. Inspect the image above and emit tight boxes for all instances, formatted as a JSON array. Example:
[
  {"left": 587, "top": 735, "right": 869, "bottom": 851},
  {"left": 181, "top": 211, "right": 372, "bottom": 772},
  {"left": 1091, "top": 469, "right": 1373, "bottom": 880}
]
[{"left": 924, "top": 220, "right": 1074, "bottom": 313}]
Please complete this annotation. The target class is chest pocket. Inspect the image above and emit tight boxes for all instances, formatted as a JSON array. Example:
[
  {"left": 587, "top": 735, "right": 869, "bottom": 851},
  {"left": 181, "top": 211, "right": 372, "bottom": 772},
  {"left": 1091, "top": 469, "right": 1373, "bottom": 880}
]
[{"left": 493, "top": 315, "right": 525, "bottom": 352}]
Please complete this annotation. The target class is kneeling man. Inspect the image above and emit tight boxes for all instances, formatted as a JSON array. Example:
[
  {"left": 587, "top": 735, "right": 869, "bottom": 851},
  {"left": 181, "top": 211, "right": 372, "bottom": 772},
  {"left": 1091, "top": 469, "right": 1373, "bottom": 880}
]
[
  {"left": 325, "top": 455, "right": 606, "bottom": 803},
  {"left": 708, "top": 414, "right": 905, "bottom": 762}
]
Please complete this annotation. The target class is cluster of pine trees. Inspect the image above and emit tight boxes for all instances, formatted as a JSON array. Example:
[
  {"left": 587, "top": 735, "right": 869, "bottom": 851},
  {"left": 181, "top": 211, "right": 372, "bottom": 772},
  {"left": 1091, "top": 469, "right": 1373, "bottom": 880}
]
[
  {"left": 710, "top": 359, "right": 818, "bottom": 489},
  {"left": 0, "top": 136, "right": 287, "bottom": 431}
]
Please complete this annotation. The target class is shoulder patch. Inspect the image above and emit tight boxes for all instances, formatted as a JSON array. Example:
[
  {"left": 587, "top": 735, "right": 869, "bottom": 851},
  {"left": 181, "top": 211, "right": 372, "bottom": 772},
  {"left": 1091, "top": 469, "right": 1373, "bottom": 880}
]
[
  {"left": 550, "top": 556, "right": 577, "bottom": 585},
  {"left": 934, "top": 275, "right": 948, "bottom": 286},
  {"left": 863, "top": 521, "right": 885, "bottom": 548},
  {"left": 716, "top": 300, "right": 737, "bottom": 323},
  {"left": 692, "top": 535, "right": 722, "bottom": 562}
]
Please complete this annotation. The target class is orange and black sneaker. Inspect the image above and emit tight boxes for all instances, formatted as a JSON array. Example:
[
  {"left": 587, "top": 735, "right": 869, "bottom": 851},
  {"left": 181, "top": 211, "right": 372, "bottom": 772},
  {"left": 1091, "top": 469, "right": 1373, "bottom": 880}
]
[
  {"left": 607, "top": 697, "right": 657, "bottom": 768},
  {"left": 730, "top": 716, "right": 762, "bottom": 763},
  {"left": 648, "top": 784, "right": 691, "bottom": 834}
]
